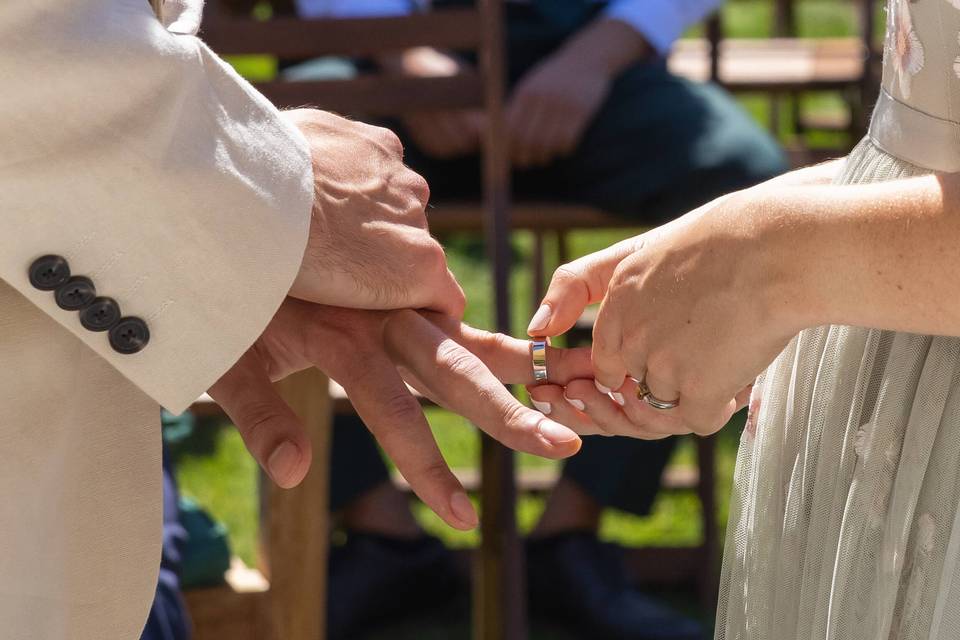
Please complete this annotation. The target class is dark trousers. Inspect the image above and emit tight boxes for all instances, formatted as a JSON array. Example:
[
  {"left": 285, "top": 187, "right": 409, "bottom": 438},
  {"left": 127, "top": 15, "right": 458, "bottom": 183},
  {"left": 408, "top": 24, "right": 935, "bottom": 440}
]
[
  {"left": 330, "top": 4, "right": 786, "bottom": 515},
  {"left": 330, "top": 416, "right": 677, "bottom": 516},
  {"left": 401, "top": 2, "right": 788, "bottom": 222},
  {"left": 141, "top": 450, "right": 191, "bottom": 640}
]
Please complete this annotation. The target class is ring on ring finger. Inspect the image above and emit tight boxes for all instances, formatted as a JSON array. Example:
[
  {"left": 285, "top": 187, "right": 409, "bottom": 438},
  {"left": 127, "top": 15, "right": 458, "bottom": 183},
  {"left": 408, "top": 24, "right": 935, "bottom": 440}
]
[{"left": 637, "top": 379, "right": 679, "bottom": 411}]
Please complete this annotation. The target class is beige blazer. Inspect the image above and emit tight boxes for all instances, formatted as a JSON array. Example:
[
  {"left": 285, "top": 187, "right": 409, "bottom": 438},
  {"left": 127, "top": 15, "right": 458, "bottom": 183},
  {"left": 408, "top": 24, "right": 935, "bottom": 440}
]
[{"left": 0, "top": 0, "right": 313, "bottom": 637}]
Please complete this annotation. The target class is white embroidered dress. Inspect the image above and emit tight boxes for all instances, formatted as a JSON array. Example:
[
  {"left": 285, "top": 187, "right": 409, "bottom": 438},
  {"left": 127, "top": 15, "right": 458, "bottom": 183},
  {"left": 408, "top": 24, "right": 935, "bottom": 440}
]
[{"left": 716, "top": 1, "right": 960, "bottom": 638}]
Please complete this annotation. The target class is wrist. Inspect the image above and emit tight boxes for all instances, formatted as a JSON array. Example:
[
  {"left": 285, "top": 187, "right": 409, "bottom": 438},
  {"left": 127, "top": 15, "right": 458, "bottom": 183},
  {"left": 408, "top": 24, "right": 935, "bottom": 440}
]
[
  {"left": 555, "top": 18, "right": 650, "bottom": 77},
  {"left": 747, "top": 188, "right": 830, "bottom": 334}
]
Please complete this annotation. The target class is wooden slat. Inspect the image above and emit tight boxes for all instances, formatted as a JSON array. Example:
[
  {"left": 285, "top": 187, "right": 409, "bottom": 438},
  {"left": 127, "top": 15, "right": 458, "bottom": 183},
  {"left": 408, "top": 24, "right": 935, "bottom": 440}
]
[
  {"left": 253, "top": 74, "right": 483, "bottom": 114},
  {"left": 185, "top": 559, "right": 271, "bottom": 640},
  {"left": 429, "top": 202, "right": 635, "bottom": 233},
  {"left": 202, "top": 9, "right": 482, "bottom": 58},
  {"left": 624, "top": 547, "right": 711, "bottom": 586},
  {"left": 390, "top": 464, "right": 700, "bottom": 495},
  {"left": 670, "top": 37, "right": 867, "bottom": 90}
]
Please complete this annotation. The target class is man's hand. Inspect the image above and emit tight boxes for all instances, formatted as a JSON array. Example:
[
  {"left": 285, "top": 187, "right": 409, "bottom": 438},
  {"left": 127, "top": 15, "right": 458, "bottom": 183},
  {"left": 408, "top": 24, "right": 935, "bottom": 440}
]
[
  {"left": 209, "top": 300, "right": 588, "bottom": 531},
  {"left": 284, "top": 109, "right": 465, "bottom": 317},
  {"left": 506, "top": 52, "right": 613, "bottom": 169},
  {"left": 383, "top": 47, "right": 486, "bottom": 159},
  {"left": 506, "top": 18, "right": 649, "bottom": 169}
]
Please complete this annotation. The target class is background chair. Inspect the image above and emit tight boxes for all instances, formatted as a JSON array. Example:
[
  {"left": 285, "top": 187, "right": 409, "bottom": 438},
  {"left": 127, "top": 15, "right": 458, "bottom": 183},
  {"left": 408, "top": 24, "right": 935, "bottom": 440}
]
[{"left": 183, "top": 1, "right": 884, "bottom": 637}]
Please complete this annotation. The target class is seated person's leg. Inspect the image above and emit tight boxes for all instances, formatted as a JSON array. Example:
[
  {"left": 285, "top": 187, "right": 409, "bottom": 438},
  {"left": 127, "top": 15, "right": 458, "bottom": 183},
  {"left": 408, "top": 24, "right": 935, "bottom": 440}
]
[
  {"left": 141, "top": 450, "right": 190, "bottom": 640},
  {"left": 327, "top": 415, "right": 462, "bottom": 640},
  {"left": 517, "top": 59, "right": 787, "bottom": 223},
  {"left": 525, "top": 437, "right": 703, "bottom": 640}
]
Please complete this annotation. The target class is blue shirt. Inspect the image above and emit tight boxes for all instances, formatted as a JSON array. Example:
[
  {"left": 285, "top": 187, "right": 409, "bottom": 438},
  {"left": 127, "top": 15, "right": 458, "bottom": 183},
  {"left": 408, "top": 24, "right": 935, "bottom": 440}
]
[{"left": 293, "top": 0, "right": 722, "bottom": 54}]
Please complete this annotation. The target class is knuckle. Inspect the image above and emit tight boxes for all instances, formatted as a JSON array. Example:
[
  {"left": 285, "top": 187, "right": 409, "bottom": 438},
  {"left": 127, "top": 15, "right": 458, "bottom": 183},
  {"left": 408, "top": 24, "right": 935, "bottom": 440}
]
[
  {"left": 406, "top": 171, "right": 431, "bottom": 205},
  {"left": 437, "top": 340, "right": 482, "bottom": 379},
  {"left": 497, "top": 400, "right": 532, "bottom": 436},
  {"left": 591, "top": 330, "right": 619, "bottom": 358},
  {"left": 375, "top": 126, "right": 405, "bottom": 156},
  {"left": 235, "top": 400, "right": 285, "bottom": 449},
  {"left": 551, "top": 263, "right": 584, "bottom": 289},
  {"left": 418, "top": 459, "right": 453, "bottom": 487},
  {"left": 378, "top": 390, "right": 422, "bottom": 424}
]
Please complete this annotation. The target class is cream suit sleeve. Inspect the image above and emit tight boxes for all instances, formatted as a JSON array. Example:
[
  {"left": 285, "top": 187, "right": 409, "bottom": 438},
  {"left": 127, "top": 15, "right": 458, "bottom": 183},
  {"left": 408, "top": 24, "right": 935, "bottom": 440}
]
[{"left": 0, "top": 0, "right": 314, "bottom": 415}]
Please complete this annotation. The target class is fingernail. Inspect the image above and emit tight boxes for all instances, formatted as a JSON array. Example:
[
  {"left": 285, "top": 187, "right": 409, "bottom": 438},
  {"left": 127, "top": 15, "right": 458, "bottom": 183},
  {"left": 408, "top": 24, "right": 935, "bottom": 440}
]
[
  {"left": 538, "top": 418, "right": 579, "bottom": 444},
  {"left": 268, "top": 441, "right": 300, "bottom": 485},
  {"left": 531, "top": 399, "right": 552, "bottom": 415},
  {"left": 527, "top": 304, "right": 552, "bottom": 334},
  {"left": 595, "top": 380, "right": 612, "bottom": 395},
  {"left": 450, "top": 491, "right": 478, "bottom": 528},
  {"left": 564, "top": 395, "right": 585, "bottom": 411},
  {"left": 611, "top": 392, "right": 625, "bottom": 406}
]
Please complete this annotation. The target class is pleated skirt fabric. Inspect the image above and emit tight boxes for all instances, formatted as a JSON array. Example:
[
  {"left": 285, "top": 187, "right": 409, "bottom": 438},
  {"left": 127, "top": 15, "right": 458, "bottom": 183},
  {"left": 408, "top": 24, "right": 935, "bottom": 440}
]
[{"left": 716, "top": 137, "right": 960, "bottom": 640}]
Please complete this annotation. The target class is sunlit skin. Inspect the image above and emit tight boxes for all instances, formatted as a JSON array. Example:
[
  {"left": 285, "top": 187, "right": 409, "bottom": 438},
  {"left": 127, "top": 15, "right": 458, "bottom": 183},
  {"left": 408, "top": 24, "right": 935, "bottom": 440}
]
[
  {"left": 210, "top": 300, "right": 599, "bottom": 531},
  {"left": 529, "top": 161, "right": 960, "bottom": 439}
]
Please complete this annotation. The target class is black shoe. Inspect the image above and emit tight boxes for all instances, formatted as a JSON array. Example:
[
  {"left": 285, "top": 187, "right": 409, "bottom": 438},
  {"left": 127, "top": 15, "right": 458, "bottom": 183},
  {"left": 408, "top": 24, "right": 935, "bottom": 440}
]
[
  {"left": 326, "top": 531, "right": 463, "bottom": 639},
  {"left": 527, "top": 531, "right": 704, "bottom": 640}
]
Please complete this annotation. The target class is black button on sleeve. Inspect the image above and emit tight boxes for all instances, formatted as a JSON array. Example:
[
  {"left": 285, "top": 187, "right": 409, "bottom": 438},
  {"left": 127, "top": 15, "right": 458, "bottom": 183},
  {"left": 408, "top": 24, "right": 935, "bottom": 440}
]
[
  {"left": 54, "top": 276, "right": 97, "bottom": 311},
  {"left": 29, "top": 255, "right": 71, "bottom": 291},
  {"left": 80, "top": 297, "right": 121, "bottom": 332},
  {"left": 109, "top": 317, "right": 150, "bottom": 355}
]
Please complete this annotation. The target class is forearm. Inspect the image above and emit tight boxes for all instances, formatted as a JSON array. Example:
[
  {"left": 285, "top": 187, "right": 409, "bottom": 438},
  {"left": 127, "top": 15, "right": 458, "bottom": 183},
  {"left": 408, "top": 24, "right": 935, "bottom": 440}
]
[
  {"left": 553, "top": 18, "right": 652, "bottom": 77},
  {"left": 760, "top": 174, "right": 960, "bottom": 337},
  {"left": 754, "top": 159, "right": 845, "bottom": 190}
]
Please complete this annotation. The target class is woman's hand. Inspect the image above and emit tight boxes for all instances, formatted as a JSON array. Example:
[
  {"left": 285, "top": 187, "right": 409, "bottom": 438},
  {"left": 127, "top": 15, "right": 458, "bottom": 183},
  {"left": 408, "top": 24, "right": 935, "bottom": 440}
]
[
  {"left": 209, "top": 300, "right": 594, "bottom": 530},
  {"left": 381, "top": 47, "right": 486, "bottom": 159},
  {"left": 528, "top": 190, "right": 809, "bottom": 436}
]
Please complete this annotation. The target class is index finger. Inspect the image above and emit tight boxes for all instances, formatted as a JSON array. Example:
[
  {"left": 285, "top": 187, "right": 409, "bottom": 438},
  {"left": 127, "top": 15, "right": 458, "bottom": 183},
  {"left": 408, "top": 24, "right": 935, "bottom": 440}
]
[
  {"left": 416, "top": 312, "right": 594, "bottom": 385},
  {"left": 384, "top": 310, "right": 584, "bottom": 453}
]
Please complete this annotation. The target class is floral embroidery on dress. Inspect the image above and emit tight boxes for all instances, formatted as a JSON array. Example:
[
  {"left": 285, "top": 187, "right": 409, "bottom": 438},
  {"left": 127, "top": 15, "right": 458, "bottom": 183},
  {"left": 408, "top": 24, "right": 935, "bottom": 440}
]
[{"left": 888, "top": 0, "right": 925, "bottom": 98}]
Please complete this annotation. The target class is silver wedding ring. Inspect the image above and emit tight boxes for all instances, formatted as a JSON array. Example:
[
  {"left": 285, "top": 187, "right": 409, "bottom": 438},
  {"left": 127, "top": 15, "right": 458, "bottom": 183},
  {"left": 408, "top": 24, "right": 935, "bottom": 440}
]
[
  {"left": 637, "top": 379, "right": 679, "bottom": 410},
  {"left": 531, "top": 337, "right": 550, "bottom": 383}
]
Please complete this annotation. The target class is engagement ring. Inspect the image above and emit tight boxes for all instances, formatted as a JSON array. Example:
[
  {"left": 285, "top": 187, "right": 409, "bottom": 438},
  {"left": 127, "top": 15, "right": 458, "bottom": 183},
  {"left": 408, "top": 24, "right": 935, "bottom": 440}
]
[{"left": 637, "top": 379, "right": 679, "bottom": 410}]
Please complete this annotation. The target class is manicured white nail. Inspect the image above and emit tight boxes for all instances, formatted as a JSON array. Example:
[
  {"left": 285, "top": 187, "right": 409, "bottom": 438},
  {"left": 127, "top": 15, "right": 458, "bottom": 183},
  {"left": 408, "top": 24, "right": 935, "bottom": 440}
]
[
  {"left": 532, "top": 399, "right": 552, "bottom": 415},
  {"left": 595, "top": 380, "right": 612, "bottom": 395},
  {"left": 527, "top": 304, "right": 552, "bottom": 334},
  {"left": 564, "top": 395, "right": 586, "bottom": 411},
  {"left": 611, "top": 392, "right": 625, "bottom": 406}
]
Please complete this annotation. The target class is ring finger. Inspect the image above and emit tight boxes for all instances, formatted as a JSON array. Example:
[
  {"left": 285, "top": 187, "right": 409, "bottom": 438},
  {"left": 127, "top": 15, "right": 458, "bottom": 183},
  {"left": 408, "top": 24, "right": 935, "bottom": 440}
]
[{"left": 617, "top": 377, "right": 691, "bottom": 438}]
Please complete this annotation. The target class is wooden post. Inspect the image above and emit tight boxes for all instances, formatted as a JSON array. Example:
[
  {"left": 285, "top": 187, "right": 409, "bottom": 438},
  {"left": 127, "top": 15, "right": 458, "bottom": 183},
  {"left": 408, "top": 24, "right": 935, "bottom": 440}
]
[
  {"left": 532, "top": 231, "right": 546, "bottom": 312},
  {"left": 262, "top": 369, "right": 333, "bottom": 640},
  {"left": 477, "top": 0, "right": 527, "bottom": 638}
]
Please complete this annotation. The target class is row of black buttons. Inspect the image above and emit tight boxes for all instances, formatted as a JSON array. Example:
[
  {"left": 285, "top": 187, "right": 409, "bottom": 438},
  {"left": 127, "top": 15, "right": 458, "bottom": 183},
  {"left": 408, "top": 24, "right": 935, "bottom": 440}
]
[{"left": 29, "top": 255, "right": 151, "bottom": 355}]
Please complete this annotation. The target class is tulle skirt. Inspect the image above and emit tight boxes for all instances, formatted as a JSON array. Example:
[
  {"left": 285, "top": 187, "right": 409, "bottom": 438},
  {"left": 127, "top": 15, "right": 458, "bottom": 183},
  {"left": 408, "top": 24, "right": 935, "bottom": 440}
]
[{"left": 715, "top": 137, "right": 960, "bottom": 639}]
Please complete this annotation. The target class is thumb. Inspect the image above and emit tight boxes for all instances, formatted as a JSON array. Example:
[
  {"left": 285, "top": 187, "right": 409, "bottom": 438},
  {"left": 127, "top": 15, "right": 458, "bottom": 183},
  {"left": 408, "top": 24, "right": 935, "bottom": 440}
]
[{"left": 527, "top": 237, "right": 639, "bottom": 337}]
